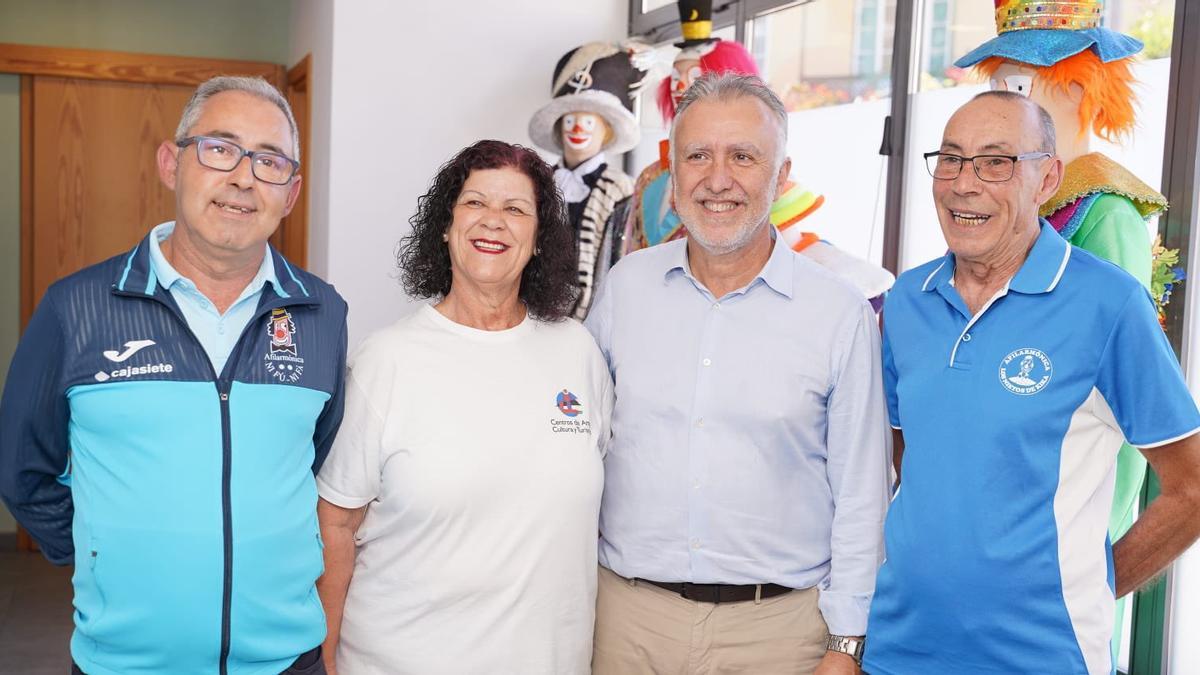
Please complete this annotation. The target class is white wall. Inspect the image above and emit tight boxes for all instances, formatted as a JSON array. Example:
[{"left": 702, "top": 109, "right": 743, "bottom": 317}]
[
  {"left": 289, "top": 0, "right": 334, "bottom": 279},
  {"left": 316, "top": 0, "right": 625, "bottom": 346}
]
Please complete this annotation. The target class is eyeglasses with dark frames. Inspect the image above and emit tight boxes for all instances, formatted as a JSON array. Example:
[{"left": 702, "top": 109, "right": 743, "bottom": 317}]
[
  {"left": 923, "top": 151, "right": 1052, "bottom": 183},
  {"left": 176, "top": 136, "right": 299, "bottom": 185}
]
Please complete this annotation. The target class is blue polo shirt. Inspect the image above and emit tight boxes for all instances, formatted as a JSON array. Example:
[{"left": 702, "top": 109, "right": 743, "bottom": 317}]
[{"left": 864, "top": 222, "right": 1200, "bottom": 675}]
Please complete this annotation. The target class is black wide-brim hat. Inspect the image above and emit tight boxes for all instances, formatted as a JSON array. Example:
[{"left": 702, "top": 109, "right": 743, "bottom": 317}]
[{"left": 529, "top": 43, "right": 648, "bottom": 155}]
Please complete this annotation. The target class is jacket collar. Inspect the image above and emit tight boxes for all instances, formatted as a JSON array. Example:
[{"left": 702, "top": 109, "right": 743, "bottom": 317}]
[{"left": 112, "top": 225, "right": 316, "bottom": 304}]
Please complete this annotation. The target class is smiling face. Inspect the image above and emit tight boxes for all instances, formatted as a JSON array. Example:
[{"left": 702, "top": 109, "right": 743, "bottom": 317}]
[
  {"left": 446, "top": 168, "right": 539, "bottom": 300},
  {"left": 559, "top": 111, "right": 610, "bottom": 168},
  {"left": 671, "top": 96, "right": 790, "bottom": 256},
  {"left": 157, "top": 90, "right": 300, "bottom": 258},
  {"left": 933, "top": 95, "right": 1061, "bottom": 268}
]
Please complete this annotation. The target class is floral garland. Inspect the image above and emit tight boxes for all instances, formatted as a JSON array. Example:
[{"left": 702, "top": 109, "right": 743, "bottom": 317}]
[{"left": 1151, "top": 234, "right": 1185, "bottom": 330}]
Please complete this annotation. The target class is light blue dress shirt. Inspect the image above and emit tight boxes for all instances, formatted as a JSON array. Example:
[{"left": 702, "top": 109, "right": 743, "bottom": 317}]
[
  {"left": 147, "top": 221, "right": 278, "bottom": 376},
  {"left": 585, "top": 233, "right": 891, "bottom": 635}
]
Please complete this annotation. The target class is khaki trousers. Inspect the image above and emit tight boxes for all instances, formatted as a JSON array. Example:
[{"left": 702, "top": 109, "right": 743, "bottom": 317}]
[{"left": 592, "top": 565, "right": 829, "bottom": 675}]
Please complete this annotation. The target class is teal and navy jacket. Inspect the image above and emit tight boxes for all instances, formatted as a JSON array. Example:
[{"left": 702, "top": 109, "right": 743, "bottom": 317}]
[{"left": 0, "top": 233, "right": 347, "bottom": 675}]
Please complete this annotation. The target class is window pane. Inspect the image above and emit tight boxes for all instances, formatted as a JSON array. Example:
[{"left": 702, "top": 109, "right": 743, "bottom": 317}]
[
  {"left": 748, "top": 1, "right": 896, "bottom": 263},
  {"left": 642, "top": 0, "right": 675, "bottom": 12}
]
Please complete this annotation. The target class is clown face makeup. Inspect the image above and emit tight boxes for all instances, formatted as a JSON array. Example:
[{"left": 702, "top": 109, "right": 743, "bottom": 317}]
[
  {"left": 670, "top": 59, "right": 704, "bottom": 107},
  {"left": 560, "top": 112, "right": 609, "bottom": 168}
]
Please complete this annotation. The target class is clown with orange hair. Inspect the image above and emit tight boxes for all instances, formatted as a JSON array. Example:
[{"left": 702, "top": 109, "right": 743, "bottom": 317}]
[
  {"left": 957, "top": 0, "right": 1175, "bottom": 653},
  {"left": 620, "top": 0, "right": 893, "bottom": 310}
]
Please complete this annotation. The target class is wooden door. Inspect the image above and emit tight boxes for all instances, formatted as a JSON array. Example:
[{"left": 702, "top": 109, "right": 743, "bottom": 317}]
[{"left": 26, "top": 76, "right": 193, "bottom": 315}]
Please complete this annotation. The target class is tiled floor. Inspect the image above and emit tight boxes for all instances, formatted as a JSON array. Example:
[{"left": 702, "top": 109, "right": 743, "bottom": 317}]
[{"left": 0, "top": 537, "right": 74, "bottom": 674}]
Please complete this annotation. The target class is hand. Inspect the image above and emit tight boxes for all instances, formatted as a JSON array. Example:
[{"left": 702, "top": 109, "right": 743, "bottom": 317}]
[{"left": 814, "top": 650, "right": 861, "bottom": 675}]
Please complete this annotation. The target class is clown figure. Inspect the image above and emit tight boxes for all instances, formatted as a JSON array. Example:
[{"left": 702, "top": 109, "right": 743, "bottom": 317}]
[{"left": 529, "top": 42, "right": 649, "bottom": 319}]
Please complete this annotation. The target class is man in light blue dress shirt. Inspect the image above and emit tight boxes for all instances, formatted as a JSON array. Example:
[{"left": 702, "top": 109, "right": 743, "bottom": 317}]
[{"left": 585, "top": 72, "right": 889, "bottom": 674}]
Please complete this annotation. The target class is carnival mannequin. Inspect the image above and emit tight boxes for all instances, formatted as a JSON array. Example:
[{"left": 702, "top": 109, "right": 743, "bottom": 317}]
[
  {"left": 956, "top": 0, "right": 1181, "bottom": 652},
  {"left": 529, "top": 42, "right": 648, "bottom": 319},
  {"left": 622, "top": 0, "right": 894, "bottom": 309}
]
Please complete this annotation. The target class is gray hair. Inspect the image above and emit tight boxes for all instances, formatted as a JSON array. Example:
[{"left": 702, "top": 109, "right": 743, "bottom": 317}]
[
  {"left": 669, "top": 72, "right": 789, "bottom": 167},
  {"left": 175, "top": 76, "right": 300, "bottom": 161},
  {"left": 972, "top": 90, "right": 1056, "bottom": 154}
]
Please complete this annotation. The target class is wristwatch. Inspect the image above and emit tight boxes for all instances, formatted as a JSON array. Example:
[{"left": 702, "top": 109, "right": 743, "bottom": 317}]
[{"left": 826, "top": 634, "right": 865, "bottom": 665}]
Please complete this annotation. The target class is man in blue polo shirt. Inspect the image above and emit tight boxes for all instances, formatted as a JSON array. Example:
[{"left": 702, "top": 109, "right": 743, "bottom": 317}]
[{"left": 864, "top": 91, "right": 1200, "bottom": 675}]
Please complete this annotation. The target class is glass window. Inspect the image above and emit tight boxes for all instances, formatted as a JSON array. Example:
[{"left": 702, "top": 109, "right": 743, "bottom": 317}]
[
  {"left": 746, "top": 1, "right": 896, "bottom": 263},
  {"left": 643, "top": 0, "right": 675, "bottom": 11}
]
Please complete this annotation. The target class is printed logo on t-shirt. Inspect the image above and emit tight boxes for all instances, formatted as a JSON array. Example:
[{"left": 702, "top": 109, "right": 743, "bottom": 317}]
[
  {"left": 556, "top": 389, "right": 583, "bottom": 417},
  {"left": 264, "top": 308, "right": 305, "bottom": 383},
  {"left": 550, "top": 388, "right": 592, "bottom": 435},
  {"left": 998, "top": 348, "right": 1052, "bottom": 396}
]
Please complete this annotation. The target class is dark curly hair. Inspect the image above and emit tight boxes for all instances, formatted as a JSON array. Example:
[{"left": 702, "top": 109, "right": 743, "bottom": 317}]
[{"left": 397, "top": 139, "right": 578, "bottom": 321}]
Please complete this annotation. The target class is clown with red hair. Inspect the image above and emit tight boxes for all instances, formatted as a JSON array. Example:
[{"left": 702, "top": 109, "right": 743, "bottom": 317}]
[
  {"left": 621, "top": 0, "right": 893, "bottom": 310},
  {"left": 956, "top": 0, "right": 1178, "bottom": 656}
]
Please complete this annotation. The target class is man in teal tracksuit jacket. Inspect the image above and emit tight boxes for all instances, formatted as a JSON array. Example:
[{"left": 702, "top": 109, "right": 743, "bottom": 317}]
[{"left": 0, "top": 75, "right": 346, "bottom": 675}]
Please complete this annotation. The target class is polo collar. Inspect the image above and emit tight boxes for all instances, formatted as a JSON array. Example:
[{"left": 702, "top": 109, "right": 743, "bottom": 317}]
[
  {"left": 920, "top": 220, "right": 1070, "bottom": 296},
  {"left": 663, "top": 228, "right": 794, "bottom": 299},
  {"left": 114, "top": 221, "right": 313, "bottom": 301}
]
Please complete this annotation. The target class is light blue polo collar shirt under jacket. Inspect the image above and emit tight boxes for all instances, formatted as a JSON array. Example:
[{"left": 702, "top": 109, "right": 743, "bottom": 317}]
[
  {"left": 865, "top": 221, "right": 1200, "bottom": 675},
  {"left": 585, "top": 232, "right": 891, "bottom": 637},
  {"left": 147, "top": 221, "right": 279, "bottom": 375}
]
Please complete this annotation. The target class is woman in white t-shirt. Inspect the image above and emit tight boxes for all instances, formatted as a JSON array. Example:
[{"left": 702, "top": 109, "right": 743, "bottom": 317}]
[{"left": 315, "top": 140, "right": 613, "bottom": 675}]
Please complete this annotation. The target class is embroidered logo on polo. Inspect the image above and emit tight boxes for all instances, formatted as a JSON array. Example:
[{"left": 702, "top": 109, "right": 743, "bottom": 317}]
[
  {"left": 264, "top": 308, "right": 305, "bottom": 383},
  {"left": 93, "top": 339, "right": 173, "bottom": 382},
  {"left": 999, "top": 348, "right": 1052, "bottom": 395},
  {"left": 550, "top": 388, "right": 592, "bottom": 435}
]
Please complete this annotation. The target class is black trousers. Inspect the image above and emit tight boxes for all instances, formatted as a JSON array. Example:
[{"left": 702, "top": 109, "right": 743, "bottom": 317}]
[{"left": 72, "top": 645, "right": 324, "bottom": 675}]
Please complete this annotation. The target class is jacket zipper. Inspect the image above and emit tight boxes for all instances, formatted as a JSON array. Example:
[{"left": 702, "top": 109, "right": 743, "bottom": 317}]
[{"left": 112, "top": 287, "right": 315, "bottom": 675}]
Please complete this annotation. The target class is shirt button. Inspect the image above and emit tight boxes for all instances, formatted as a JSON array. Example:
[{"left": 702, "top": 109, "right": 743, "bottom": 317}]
[
  {"left": 712, "top": 303, "right": 720, "bottom": 310},
  {"left": 691, "top": 539, "right": 701, "bottom": 550},
  {"left": 962, "top": 333, "right": 972, "bottom": 342},
  {"left": 692, "top": 479, "right": 702, "bottom": 489},
  {"left": 217, "top": 324, "right": 225, "bottom": 335},
  {"left": 696, "top": 417, "right": 704, "bottom": 427},
  {"left": 702, "top": 358, "right": 712, "bottom": 366}
]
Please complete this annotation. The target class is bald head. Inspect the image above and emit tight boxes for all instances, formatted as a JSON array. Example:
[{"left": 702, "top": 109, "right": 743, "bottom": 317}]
[{"left": 968, "top": 90, "right": 1056, "bottom": 155}]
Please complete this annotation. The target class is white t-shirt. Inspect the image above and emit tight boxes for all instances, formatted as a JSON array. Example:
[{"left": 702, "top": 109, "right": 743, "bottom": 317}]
[{"left": 317, "top": 304, "right": 613, "bottom": 675}]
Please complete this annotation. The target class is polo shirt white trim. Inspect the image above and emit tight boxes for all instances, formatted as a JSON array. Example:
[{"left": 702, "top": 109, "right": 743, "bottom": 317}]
[
  {"left": 1137, "top": 424, "right": 1200, "bottom": 449},
  {"left": 865, "top": 221, "right": 1200, "bottom": 675},
  {"left": 1048, "top": 243, "right": 1072, "bottom": 292}
]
